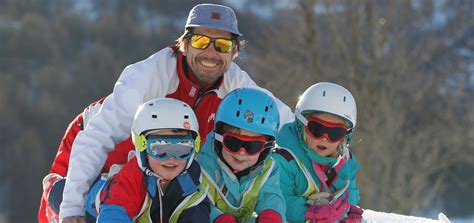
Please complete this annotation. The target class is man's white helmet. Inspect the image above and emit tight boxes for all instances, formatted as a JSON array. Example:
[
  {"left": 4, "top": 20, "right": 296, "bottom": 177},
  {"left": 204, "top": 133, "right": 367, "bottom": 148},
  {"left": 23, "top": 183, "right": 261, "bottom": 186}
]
[
  {"left": 131, "top": 98, "right": 200, "bottom": 175},
  {"left": 295, "top": 82, "right": 357, "bottom": 129}
]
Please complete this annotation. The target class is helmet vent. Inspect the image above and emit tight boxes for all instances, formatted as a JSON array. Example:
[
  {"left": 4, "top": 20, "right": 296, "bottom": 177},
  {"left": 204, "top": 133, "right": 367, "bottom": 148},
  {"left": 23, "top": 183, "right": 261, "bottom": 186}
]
[
  {"left": 238, "top": 99, "right": 242, "bottom": 105},
  {"left": 265, "top": 106, "right": 269, "bottom": 112},
  {"left": 152, "top": 114, "right": 157, "bottom": 118},
  {"left": 261, "top": 118, "right": 265, "bottom": 124},
  {"left": 184, "top": 115, "right": 189, "bottom": 119},
  {"left": 148, "top": 103, "right": 154, "bottom": 106},
  {"left": 236, "top": 111, "right": 240, "bottom": 117},
  {"left": 322, "top": 91, "right": 326, "bottom": 96},
  {"left": 343, "top": 96, "right": 347, "bottom": 102}
]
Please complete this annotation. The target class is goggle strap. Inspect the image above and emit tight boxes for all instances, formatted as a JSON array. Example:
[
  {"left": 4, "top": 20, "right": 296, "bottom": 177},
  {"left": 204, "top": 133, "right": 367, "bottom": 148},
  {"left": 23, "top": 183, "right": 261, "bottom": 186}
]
[
  {"left": 295, "top": 108, "right": 308, "bottom": 126},
  {"left": 346, "top": 128, "right": 353, "bottom": 134},
  {"left": 265, "top": 141, "right": 275, "bottom": 149},
  {"left": 214, "top": 132, "right": 224, "bottom": 143}
]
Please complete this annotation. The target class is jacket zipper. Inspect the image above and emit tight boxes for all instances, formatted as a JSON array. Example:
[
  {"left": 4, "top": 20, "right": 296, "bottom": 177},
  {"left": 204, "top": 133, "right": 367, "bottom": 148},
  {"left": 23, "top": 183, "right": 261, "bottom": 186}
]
[{"left": 193, "top": 89, "right": 217, "bottom": 109}]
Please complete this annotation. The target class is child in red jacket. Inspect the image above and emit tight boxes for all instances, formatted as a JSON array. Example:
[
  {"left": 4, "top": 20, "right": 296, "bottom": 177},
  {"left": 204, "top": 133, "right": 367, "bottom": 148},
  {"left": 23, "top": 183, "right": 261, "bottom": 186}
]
[{"left": 86, "top": 98, "right": 210, "bottom": 223}]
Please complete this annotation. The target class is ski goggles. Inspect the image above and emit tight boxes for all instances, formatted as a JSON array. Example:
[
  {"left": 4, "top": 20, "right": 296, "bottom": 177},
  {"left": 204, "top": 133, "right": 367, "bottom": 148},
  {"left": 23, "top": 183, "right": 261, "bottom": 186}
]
[
  {"left": 215, "top": 132, "right": 274, "bottom": 156},
  {"left": 146, "top": 135, "right": 195, "bottom": 161},
  {"left": 187, "top": 34, "right": 234, "bottom": 53},
  {"left": 305, "top": 117, "right": 350, "bottom": 143}
]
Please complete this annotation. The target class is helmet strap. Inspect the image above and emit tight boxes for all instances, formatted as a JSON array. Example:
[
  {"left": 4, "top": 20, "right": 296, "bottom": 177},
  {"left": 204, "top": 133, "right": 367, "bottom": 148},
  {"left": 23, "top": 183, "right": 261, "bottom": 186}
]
[{"left": 176, "top": 170, "right": 199, "bottom": 196}]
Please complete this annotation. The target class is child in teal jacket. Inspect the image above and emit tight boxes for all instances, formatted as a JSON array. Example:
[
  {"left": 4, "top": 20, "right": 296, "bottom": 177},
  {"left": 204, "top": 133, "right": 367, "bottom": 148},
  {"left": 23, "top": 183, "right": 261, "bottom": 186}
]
[
  {"left": 272, "top": 82, "right": 363, "bottom": 223},
  {"left": 196, "top": 88, "right": 286, "bottom": 223}
]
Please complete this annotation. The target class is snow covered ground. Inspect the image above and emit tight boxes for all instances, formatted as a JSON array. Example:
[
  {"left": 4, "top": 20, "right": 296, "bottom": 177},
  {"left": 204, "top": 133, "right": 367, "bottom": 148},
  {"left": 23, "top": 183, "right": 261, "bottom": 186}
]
[{"left": 363, "top": 209, "right": 451, "bottom": 223}]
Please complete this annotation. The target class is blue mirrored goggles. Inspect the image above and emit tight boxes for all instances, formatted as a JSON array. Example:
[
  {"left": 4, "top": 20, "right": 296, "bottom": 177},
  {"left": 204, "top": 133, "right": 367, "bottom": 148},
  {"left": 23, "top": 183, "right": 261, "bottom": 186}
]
[{"left": 146, "top": 136, "right": 195, "bottom": 161}]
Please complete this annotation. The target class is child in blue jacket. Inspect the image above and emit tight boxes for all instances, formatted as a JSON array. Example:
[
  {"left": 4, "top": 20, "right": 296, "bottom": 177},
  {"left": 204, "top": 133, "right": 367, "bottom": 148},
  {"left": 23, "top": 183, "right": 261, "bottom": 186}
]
[
  {"left": 196, "top": 88, "right": 287, "bottom": 223},
  {"left": 272, "top": 82, "right": 363, "bottom": 223}
]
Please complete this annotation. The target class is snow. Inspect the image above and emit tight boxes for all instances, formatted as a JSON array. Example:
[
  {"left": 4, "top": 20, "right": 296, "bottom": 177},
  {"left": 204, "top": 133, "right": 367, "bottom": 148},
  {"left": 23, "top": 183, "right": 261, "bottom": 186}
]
[{"left": 363, "top": 210, "right": 451, "bottom": 223}]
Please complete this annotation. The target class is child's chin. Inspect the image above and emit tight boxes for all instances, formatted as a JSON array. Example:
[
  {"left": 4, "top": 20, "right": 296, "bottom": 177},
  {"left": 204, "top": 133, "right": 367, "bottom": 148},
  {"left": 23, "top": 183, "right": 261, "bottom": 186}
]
[
  {"left": 229, "top": 164, "right": 244, "bottom": 172},
  {"left": 314, "top": 150, "right": 329, "bottom": 157}
]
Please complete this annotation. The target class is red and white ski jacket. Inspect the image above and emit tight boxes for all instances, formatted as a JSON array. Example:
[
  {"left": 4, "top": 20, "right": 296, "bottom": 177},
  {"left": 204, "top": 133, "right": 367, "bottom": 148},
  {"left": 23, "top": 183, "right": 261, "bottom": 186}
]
[
  {"left": 60, "top": 47, "right": 294, "bottom": 219},
  {"left": 38, "top": 97, "right": 135, "bottom": 223}
]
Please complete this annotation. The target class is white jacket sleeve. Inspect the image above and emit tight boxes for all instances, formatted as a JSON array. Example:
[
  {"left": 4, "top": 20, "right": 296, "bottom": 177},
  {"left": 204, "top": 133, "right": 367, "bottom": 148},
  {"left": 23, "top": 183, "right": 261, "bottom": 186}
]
[
  {"left": 221, "top": 63, "right": 295, "bottom": 128},
  {"left": 59, "top": 48, "right": 177, "bottom": 219}
]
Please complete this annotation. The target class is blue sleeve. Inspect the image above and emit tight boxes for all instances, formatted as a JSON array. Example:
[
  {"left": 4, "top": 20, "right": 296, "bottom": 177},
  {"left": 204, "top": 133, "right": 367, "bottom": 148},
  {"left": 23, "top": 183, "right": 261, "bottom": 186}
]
[
  {"left": 97, "top": 204, "right": 132, "bottom": 223},
  {"left": 272, "top": 154, "right": 307, "bottom": 222},
  {"left": 340, "top": 153, "right": 361, "bottom": 205},
  {"left": 347, "top": 175, "right": 360, "bottom": 205},
  {"left": 255, "top": 159, "right": 287, "bottom": 222},
  {"left": 209, "top": 204, "right": 223, "bottom": 222},
  {"left": 178, "top": 198, "right": 211, "bottom": 223}
]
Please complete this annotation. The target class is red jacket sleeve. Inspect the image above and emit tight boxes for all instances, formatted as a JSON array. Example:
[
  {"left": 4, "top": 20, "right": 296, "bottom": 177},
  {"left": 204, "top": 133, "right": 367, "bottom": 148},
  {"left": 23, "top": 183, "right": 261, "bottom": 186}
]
[
  {"left": 48, "top": 112, "right": 84, "bottom": 176},
  {"left": 48, "top": 96, "right": 134, "bottom": 176},
  {"left": 101, "top": 158, "right": 147, "bottom": 218}
]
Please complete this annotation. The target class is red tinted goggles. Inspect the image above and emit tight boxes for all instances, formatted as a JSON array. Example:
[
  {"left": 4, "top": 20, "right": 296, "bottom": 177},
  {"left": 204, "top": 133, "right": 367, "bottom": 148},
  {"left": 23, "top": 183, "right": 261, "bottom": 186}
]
[
  {"left": 215, "top": 132, "right": 273, "bottom": 156},
  {"left": 305, "top": 117, "right": 350, "bottom": 143}
]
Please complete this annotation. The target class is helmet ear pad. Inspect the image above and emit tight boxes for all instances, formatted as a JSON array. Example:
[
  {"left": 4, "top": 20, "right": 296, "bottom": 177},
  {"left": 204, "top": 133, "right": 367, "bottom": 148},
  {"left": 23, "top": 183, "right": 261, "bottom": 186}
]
[
  {"left": 193, "top": 135, "right": 201, "bottom": 154},
  {"left": 132, "top": 132, "right": 147, "bottom": 152}
]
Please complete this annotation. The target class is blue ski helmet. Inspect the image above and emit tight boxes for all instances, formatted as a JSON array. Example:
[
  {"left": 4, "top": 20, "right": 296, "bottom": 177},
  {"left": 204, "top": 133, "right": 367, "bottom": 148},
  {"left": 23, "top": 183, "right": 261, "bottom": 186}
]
[{"left": 215, "top": 88, "right": 280, "bottom": 138}]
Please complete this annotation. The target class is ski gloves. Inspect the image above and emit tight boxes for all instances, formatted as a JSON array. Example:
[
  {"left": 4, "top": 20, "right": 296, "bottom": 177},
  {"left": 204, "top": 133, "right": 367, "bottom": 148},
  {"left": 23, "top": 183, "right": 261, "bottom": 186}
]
[
  {"left": 214, "top": 213, "right": 237, "bottom": 223},
  {"left": 305, "top": 196, "right": 363, "bottom": 223},
  {"left": 343, "top": 205, "right": 364, "bottom": 223},
  {"left": 214, "top": 209, "right": 282, "bottom": 223}
]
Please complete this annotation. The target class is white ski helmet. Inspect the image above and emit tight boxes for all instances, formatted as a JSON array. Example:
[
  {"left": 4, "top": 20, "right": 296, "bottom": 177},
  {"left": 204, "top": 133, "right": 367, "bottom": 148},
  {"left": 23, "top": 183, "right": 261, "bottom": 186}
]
[
  {"left": 131, "top": 98, "right": 200, "bottom": 175},
  {"left": 296, "top": 82, "right": 357, "bottom": 129}
]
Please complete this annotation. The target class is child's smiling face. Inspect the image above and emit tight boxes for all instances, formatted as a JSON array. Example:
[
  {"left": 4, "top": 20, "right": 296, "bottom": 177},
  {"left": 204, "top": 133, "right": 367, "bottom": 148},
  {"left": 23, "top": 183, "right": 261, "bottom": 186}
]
[
  {"left": 146, "top": 129, "right": 191, "bottom": 181},
  {"left": 304, "top": 113, "right": 347, "bottom": 158},
  {"left": 147, "top": 155, "right": 187, "bottom": 181}
]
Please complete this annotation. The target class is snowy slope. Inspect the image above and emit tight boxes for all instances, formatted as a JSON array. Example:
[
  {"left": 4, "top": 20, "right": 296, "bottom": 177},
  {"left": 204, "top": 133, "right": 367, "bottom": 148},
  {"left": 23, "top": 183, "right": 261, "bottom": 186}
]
[{"left": 363, "top": 209, "right": 451, "bottom": 223}]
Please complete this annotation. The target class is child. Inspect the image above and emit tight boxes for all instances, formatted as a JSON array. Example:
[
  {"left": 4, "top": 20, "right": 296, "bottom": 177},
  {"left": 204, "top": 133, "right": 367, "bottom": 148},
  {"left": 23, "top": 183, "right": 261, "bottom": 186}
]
[
  {"left": 272, "top": 82, "right": 363, "bottom": 223},
  {"left": 196, "top": 88, "right": 286, "bottom": 223},
  {"left": 88, "top": 98, "right": 210, "bottom": 223}
]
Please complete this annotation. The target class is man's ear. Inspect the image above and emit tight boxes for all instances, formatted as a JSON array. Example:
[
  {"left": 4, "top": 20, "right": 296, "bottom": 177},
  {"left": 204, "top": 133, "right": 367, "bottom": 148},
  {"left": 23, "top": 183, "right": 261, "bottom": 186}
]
[
  {"left": 231, "top": 45, "right": 239, "bottom": 59},
  {"left": 182, "top": 38, "right": 189, "bottom": 56}
]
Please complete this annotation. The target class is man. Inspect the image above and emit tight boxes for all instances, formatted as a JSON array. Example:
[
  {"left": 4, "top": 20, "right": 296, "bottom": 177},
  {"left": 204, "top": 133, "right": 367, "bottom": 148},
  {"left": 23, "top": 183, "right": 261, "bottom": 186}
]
[{"left": 60, "top": 3, "right": 294, "bottom": 223}]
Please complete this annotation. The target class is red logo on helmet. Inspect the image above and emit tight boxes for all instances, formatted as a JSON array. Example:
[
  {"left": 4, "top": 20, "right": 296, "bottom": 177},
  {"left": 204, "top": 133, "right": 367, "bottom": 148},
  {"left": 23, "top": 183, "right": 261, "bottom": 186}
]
[{"left": 183, "top": 121, "right": 190, "bottom": 129}]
